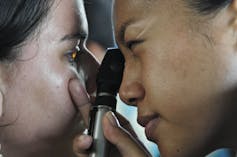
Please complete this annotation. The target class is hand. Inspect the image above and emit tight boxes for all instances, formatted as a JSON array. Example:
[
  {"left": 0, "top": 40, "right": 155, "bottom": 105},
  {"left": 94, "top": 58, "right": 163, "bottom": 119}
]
[{"left": 73, "top": 111, "right": 152, "bottom": 157}]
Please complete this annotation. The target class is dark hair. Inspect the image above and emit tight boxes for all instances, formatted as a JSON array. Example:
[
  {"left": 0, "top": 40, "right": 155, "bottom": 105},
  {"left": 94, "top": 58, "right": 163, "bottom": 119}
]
[
  {"left": 187, "top": 0, "right": 232, "bottom": 15},
  {"left": 0, "top": 0, "right": 52, "bottom": 61}
]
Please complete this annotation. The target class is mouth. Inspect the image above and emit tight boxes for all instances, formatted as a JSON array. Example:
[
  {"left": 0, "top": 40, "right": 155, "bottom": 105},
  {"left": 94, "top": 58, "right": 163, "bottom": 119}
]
[
  {"left": 145, "top": 117, "right": 159, "bottom": 141},
  {"left": 137, "top": 114, "right": 159, "bottom": 141}
]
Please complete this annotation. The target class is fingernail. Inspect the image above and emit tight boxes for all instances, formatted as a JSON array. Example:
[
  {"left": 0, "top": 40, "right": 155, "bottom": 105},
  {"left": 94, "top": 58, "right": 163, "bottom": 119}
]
[
  {"left": 106, "top": 111, "right": 119, "bottom": 127},
  {"left": 76, "top": 135, "right": 92, "bottom": 148},
  {"left": 82, "top": 129, "right": 88, "bottom": 135}
]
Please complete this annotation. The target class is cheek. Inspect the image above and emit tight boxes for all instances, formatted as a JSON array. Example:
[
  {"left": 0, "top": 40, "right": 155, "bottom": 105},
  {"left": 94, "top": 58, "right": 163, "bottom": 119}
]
[
  {"left": 140, "top": 36, "right": 229, "bottom": 125},
  {"left": 4, "top": 58, "right": 77, "bottom": 141},
  {"left": 140, "top": 43, "right": 230, "bottom": 156},
  {"left": 34, "top": 59, "right": 76, "bottom": 120}
]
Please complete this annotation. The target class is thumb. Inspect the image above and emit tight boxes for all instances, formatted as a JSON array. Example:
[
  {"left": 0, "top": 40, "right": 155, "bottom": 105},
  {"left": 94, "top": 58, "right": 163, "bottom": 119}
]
[{"left": 103, "top": 111, "right": 151, "bottom": 157}]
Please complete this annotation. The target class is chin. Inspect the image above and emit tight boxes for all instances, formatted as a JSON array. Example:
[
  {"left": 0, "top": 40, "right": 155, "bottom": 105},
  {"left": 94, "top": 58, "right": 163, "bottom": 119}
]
[
  {"left": 159, "top": 149, "right": 207, "bottom": 157},
  {"left": 157, "top": 140, "right": 213, "bottom": 157}
]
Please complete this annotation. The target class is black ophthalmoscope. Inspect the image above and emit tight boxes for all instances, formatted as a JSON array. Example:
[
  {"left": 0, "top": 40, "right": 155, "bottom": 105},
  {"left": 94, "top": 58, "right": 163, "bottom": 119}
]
[{"left": 88, "top": 48, "right": 125, "bottom": 157}]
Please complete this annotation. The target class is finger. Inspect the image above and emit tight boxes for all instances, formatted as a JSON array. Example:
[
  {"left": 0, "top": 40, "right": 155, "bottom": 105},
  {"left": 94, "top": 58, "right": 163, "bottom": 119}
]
[
  {"left": 73, "top": 134, "right": 93, "bottom": 157},
  {"left": 115, "top": 112, "right": 138, "bottom": 139},
  {"left": 69, "top": 78, "right": 91, "bottom": 126},
  {"left": 115, "top": 112, "right": 151, "bottom": 154},
  {"left": 103, "top": 111, "right": 151, "bottom": 157}
]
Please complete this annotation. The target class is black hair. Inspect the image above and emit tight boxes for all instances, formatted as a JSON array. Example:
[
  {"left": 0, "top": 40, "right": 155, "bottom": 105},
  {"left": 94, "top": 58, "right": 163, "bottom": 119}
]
[
  {"left": 0, "top": 0, "right": 52, "bottom": 61},
  {"left": 187, "top": 0, "right": 232, "bottom": 15}
]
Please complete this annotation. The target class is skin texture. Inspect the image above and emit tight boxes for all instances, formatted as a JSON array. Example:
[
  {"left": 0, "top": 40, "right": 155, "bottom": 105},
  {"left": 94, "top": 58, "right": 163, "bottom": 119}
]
[
  {"left": 114, "top": 0, "right": 237, "bottom": 156},
  {"left": 0, "top": 0, "right": 98, "bottom": 156}
]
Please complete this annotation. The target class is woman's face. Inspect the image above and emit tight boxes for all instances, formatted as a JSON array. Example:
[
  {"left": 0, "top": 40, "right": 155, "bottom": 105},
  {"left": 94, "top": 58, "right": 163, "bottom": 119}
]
[
  {"left": 115, "top": 0, "right": 237, "bottom": 156},
  {"left": 0, "top": 0, "right": 98, "bottom": 156}
]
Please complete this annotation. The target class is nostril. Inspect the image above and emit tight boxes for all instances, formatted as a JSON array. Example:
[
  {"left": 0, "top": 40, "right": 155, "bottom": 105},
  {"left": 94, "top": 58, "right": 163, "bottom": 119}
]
[
  {"left": 128, "top": 98, "right": 137, "bottom": 104},
  {"left": 119, "top": 81, "right": 145, "bottom": 106}
]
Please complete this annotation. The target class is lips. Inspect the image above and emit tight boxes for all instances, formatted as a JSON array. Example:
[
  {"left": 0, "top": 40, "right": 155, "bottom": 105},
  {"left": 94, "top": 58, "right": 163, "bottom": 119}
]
[
  {"left": 137, "top": 114, "right": 159, "bottom": 141},
  {"left": 144, "top": 117, "right": 159, "bottom": 141}
]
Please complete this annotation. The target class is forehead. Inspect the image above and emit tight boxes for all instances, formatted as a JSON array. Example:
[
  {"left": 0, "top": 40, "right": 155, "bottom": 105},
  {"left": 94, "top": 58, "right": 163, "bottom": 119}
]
[
  {"left": 114, "top": 0, "right": 151, "bottom": 17},
  {"left": 47, "top": 0, "right": 88, "bottom": 35},
  {"left": 113, "top": 0, "right": 190, "bottom": 32},
  {"left": 113, "top": 0, "right": 150, "bottom": 33},
  {"left": 114, "top": 0, "right": 186, "bottom": 19},
  {"left": 74, "top": 0, "right": 88, "bottom": 34}
]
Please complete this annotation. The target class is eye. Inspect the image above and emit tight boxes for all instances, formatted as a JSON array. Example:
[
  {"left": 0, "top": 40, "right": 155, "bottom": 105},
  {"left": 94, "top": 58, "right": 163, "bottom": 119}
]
[
  {"left": 65, "top": 45, "right": 80, "bottom": 64},
  {"left": 126, "top": 40, "right": 144, "bottom": 50}
]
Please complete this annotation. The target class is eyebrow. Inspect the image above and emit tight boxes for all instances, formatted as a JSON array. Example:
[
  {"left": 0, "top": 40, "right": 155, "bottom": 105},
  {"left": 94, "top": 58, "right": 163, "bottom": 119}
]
[
  {"left": 60, "top": 32, "right": 88, "bottom": 42},
  {"left": 117, "top": 19, "right": 135, "bottom": 45}
]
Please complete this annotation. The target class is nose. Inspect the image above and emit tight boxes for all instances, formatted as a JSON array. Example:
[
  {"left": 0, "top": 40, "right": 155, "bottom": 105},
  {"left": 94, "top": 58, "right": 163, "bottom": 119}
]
[{"left": 119, "top": 60, "right": 145, "bottom": 106}]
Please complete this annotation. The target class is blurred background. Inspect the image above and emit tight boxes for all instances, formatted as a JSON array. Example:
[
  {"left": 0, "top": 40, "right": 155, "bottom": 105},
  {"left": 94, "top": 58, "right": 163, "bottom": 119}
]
[{"left": 84, "top": 0, "right": 235, "bottom": 156}]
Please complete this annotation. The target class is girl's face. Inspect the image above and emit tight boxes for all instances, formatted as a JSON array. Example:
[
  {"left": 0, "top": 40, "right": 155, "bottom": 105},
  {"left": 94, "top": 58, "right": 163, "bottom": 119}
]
[
  {"left": 115, "top": 0, "right": 237, "bottom": 156},
  {"left": 0, "top": 0, "right": 98, "bottom": 156}
]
